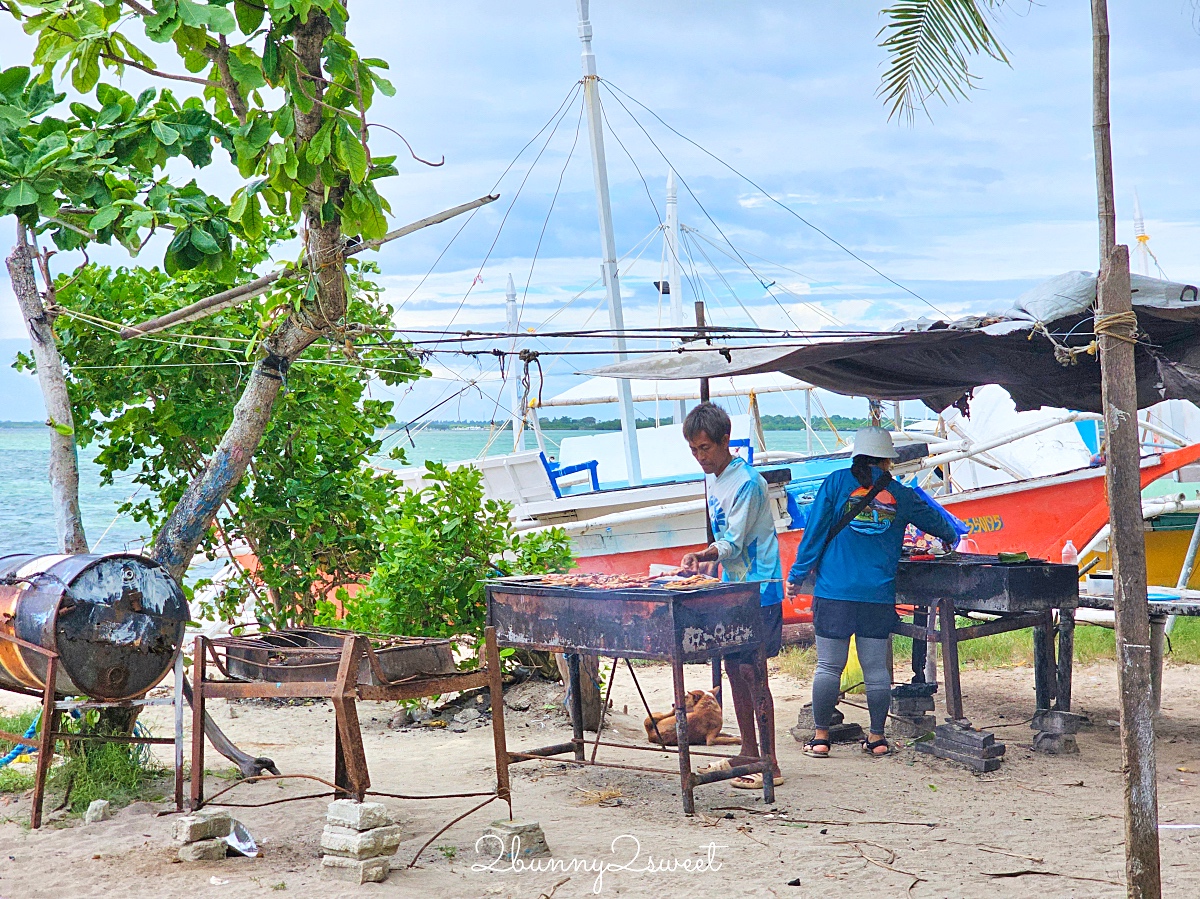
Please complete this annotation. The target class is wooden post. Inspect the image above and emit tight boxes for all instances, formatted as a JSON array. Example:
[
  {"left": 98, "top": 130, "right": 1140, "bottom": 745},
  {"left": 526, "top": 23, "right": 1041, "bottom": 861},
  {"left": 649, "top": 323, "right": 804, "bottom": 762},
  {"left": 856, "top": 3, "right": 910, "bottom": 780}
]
[
  {"left": 566, "top": 653, "right": 585, "bottom": 760},
  {"left": 1098, "top": 246, "right": 1162, "bottom": 896},
  {"left": 1092, "top": 0, "right": 1161, "bottom": 884}
]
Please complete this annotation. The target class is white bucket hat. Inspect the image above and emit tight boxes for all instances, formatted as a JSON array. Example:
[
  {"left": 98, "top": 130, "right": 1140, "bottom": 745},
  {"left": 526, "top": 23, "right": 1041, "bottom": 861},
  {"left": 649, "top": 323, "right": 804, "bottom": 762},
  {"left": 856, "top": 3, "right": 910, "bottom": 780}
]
[{"left": 852, "top": 425, "right": 899, "bottom": 459}]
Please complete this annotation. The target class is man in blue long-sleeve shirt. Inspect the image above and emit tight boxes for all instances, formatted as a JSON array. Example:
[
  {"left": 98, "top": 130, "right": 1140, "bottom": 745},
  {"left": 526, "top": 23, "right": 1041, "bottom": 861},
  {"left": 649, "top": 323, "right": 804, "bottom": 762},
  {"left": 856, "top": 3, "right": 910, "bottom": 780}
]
[{"left": 680, "top": 403, "right": 783, "bottom": 788}]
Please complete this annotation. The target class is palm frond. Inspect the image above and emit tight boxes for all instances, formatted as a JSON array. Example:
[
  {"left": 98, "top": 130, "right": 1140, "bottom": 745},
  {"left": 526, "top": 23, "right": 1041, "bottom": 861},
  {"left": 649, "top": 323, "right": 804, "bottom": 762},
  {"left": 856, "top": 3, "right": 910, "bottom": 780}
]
[{"left": 878, "top": 0, "right": 1010, "bottom": 125}]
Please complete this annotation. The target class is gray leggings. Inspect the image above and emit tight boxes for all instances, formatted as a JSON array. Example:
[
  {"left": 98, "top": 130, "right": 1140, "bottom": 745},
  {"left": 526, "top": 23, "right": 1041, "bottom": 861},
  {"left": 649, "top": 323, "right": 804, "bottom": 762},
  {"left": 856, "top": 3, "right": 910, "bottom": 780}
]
[{"left": 812, "top": 635, "right": 892, "bottom": 735}]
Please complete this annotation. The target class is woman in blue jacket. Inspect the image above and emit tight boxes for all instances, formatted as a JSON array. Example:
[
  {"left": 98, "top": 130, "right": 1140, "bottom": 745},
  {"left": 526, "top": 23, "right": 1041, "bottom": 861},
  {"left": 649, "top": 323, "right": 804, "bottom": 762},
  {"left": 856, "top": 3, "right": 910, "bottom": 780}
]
[{"left": 786, "top": 426, "right": 960, "bottom": 757}]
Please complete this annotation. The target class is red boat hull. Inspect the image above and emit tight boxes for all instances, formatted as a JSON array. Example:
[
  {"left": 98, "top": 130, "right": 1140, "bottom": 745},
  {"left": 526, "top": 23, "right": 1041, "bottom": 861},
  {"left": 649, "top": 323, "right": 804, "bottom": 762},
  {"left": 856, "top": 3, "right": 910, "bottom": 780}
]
[{"left": 573, "top": 444, "right": 1200, "bottom": 626}]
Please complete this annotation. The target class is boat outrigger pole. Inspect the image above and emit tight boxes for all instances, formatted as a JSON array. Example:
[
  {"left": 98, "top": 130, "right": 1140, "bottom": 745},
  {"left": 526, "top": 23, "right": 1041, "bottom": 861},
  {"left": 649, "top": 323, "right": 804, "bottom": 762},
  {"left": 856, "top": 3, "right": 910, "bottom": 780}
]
[{"left": 576, "top": 0, "right": 643, "bottom": 486}]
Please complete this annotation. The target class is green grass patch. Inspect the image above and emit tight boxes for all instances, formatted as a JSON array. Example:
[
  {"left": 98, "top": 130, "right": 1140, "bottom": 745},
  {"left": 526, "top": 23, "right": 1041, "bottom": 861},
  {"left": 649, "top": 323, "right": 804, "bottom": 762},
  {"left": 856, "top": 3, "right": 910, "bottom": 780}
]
[
  {"left": 48, "top": 739, "right": 166, "bottom": 814},
  {"left": 1166, "top": 617, "right": 1200, "bottom": 665},
  {"left": 0, "top": 709, "right": 39, "bottom": 754},
  {"left": 0, "top": 767, "right": 34, "bottom": 793},
  {"left": 774, "top": 645, "right": 816, "bottom": 681}
]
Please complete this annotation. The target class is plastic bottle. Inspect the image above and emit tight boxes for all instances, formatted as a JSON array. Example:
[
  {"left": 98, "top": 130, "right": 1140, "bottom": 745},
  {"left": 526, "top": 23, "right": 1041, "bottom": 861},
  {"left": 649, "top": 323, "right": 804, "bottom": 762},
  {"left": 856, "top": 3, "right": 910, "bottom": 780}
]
[{"left": 1061, "top": 540, "right": 1079, "bottom": 567}]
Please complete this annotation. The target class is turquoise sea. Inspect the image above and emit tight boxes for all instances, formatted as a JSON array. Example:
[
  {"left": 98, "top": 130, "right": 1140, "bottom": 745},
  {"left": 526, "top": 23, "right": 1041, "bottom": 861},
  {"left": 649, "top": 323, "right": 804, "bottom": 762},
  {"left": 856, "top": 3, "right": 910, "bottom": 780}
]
[{"left": 0, "top": 423, "right": 834, "bottom": 556}]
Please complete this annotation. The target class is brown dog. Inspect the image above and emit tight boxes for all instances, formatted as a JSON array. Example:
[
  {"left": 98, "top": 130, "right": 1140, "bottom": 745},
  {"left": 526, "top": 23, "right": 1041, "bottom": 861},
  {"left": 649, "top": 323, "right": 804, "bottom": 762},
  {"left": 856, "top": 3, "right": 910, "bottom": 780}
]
[{"left": 644, "top": 687, "right": 740, "bottom": 746}]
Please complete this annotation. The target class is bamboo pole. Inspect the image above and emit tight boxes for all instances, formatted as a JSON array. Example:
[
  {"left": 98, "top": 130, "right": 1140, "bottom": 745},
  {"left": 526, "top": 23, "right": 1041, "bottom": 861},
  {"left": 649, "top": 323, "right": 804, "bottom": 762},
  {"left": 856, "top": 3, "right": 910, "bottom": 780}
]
[
  {"left": 1092, "top": 0, "right": 1161, "bottom": 893},
  {"left": 120, "top": 194, "right": 498, "bottom": 339}
]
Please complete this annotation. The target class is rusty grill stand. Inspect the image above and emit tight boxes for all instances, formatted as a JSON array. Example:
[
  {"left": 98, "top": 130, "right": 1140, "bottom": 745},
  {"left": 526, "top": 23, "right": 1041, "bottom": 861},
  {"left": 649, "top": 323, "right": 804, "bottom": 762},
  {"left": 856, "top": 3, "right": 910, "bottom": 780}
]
[
  {"left": 487, "top": 579, "right": 774, "bottom": 815},
  {"left": 892, "top": 592, "right": 1080, "bottom": 768},
  {"left": 0, "top": 638, "right": 186, "bottom": 828},
  {"left": 189, "top": 627, "right": 511, "bottom": 863}
]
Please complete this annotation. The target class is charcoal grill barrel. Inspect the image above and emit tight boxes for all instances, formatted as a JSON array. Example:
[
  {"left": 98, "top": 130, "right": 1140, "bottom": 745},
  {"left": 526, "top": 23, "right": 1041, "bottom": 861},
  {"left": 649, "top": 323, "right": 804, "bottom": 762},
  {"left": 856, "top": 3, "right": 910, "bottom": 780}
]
[{"left": 0, "top": 553, "right": 188, "bottom": 700}]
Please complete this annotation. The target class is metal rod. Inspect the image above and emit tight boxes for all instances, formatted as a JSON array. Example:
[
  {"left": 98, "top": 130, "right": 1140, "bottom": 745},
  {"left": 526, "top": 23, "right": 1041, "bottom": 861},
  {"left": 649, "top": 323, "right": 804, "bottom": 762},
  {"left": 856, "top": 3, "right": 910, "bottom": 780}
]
[
  {"left": 1167, "top": 511, "right": 1200, "bottom": 635},
  {"left": 173, "top": 648, "right": 184, "bottom": 811},
  {"left": 591, "top": 657, "right": 619, "bottom": 763},
  {"left": 505, "top": 275, "right": 526, "bottom": 452}
]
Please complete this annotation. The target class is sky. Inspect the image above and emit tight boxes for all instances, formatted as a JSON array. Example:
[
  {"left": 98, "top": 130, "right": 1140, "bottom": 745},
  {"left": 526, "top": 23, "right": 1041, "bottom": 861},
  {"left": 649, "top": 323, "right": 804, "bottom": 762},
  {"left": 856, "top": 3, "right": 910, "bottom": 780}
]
[{"left": 3, "top": 1, "right": 1200, "bottom": 425}]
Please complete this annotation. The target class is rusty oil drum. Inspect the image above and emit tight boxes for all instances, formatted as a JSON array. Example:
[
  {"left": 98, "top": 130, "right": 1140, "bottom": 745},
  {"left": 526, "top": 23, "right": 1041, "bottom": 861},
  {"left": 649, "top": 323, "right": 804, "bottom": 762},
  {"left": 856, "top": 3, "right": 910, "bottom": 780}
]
[{"left": 0, "top": 553, "right": 188, "bottom": 700}]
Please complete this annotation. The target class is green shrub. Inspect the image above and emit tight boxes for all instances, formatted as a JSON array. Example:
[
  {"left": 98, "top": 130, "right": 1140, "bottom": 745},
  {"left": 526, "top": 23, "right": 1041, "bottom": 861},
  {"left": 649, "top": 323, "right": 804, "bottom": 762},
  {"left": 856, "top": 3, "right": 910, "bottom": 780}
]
[{"left": 336, "top": 462, "right": 573, "bottom": 640}]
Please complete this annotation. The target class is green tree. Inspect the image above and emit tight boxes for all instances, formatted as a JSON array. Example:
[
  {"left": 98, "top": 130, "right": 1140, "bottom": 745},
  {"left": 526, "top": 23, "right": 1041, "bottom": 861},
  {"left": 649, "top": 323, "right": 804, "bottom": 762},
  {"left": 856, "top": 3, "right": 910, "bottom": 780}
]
[
  {"left": 9, "top": 0, "right": 408, "bottom": 581},
  {"left": 0, "top": 64, "right": 236, "bottom": 552},
  {"left": 33, "top": 235, "right": 423, "bottom": 625}
]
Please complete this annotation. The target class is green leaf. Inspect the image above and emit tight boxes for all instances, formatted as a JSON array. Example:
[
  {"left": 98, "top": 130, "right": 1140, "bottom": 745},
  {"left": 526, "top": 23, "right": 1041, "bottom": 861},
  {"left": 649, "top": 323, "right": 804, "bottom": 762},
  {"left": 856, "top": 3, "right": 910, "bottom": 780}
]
[
  {"left": 49, "top": 419, "right": 74, "bottom": 437},
  {"left": 262, "top": 38, "right": 279, "bottom": 81},
  {"left": 72, "top": 44, "right": 101, "bottom": 94},
  {"left": 176, "top": 0, "right": 208, "bottom": 28},
  {"left": 189, "top": 225, "right": 221, "bottom": 254},
  {"left": 335, "top": 131, "right": 367, "bottom": 182},
  {"left": 3, "top": 181, "right": 38, "bottom": 207},
  {"left": 0, "top": 66, "right": 30, "bottom": 101},
  {"left": 151, "top": 120, "right": 181, "bottom": 144},
  {"left": 234, "top": 0, "right": 265, "bottom": 33},
  {"left": 206, "top": 5, "right": 237, "bottom": 34},
  {"left": 88, "top": 206, "right": 122, "bottom": 230},
  {"left": 877, "top": 0, "right": 1009, "bottom": 124},
  {"left": 228, "top": 188, "right": 248, "bottom": 222}
]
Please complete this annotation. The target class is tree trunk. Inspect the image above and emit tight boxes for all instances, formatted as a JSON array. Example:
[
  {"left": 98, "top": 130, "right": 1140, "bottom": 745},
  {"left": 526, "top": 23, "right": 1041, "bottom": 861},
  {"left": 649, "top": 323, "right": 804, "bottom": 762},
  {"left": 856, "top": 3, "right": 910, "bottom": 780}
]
[
  {"left": 150, "top": 10, "right": 346, "bottom": 581},
  {"left": 1091, "top": 2, "right": 1162, "bottom": 895},
  {"left": 7, "top": 229, "right": 88, "bottom": 554}
]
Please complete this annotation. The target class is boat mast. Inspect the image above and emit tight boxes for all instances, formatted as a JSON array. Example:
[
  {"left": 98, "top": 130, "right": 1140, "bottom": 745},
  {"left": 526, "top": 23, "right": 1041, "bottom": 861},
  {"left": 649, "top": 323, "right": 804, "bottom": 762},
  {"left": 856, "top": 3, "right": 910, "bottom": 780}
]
[
  {"left": 506, "top": 274, "right": 526, "bottom": 451},
  {"left": 576, "top": 0, "right": 643, "bottom": 486},
  {"left": 665, "top": 169, "right": 688, "bottom": 425}
]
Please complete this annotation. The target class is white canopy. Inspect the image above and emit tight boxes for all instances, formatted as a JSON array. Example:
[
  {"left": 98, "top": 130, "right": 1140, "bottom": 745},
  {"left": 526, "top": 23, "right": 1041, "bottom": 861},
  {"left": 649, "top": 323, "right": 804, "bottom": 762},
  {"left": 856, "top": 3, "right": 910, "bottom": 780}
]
[{"left": 539, "top": 372, "right": 810, "bottom": 408}]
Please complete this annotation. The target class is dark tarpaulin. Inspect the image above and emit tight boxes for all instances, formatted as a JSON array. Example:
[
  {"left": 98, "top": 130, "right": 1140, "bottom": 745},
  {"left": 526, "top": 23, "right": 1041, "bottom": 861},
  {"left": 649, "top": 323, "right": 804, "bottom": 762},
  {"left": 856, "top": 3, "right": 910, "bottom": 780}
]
[{"left": 585, "top": 272, "right": 1200, "bottom": 413}]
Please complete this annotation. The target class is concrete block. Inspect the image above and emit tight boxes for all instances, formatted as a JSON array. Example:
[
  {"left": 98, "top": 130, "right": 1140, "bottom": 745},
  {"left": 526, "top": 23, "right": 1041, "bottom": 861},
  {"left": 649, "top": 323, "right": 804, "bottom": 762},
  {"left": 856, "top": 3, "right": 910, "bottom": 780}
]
[
  {"left": 178, "top": 838, "right": 227, "bottom": 862},
  {"left": 321, "top": 854, "right": 389, "bottom": 883},
  {"left": 84, "top": 800, "right": 111, "bottom": 824},
  {"left": 327, "top": 800, "right": 392, "bottom": 832},
  {"left": 888, "top": 715, "right": 936, "bottom": 740},
  {"left": 480, "top": 819, "right": 549, "bottom": 861},
  {"left": 174, "top": 809, "right": 232, "bottom": 843},
  {"left": 321, "top": 824, "right": 403, "bottom": 860}
]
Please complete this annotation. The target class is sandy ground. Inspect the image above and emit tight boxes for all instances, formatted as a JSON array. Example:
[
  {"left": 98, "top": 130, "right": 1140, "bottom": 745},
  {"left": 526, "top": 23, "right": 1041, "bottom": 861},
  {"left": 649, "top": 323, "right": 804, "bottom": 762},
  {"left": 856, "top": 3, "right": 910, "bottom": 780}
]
[{"left": 0, "top": 657, "right": 1197, "bottom": 899}]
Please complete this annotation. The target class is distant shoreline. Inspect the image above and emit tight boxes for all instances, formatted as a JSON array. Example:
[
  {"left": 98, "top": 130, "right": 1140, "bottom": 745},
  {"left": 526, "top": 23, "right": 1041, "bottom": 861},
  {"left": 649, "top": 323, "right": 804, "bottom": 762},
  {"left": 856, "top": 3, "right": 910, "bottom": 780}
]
[{"left": 0, "top": 421, "right": 44, "bottom": 428}]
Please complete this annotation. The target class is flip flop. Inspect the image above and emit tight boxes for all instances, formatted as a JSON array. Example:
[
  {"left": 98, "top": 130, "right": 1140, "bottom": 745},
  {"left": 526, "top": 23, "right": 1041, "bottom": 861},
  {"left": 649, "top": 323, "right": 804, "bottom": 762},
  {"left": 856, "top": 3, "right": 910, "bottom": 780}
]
[
  {"left": 803, "top": 738, "right": 831, "bottom": 759},
  {"left": 730, "top": 772, "right": 784, "bottom": 789},
  {"left": 861, "top": 737, "right": 893, "bottom": 757},
  {"left": 698, "top": 758, "right": 733, "bottom": 774}
]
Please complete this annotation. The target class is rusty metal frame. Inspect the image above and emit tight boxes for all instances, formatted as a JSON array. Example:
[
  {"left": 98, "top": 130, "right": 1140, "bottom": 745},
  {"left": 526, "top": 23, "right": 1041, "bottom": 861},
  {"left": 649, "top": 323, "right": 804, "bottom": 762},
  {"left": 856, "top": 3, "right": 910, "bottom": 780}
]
[
  {"left": 895, "top": 601, "right": 1072, "bottom": 723},
  {"left": 0, "top": 634, "right": 186, "bottom": 828},
  {"left": 189, "top": 626, "right": 511, "bottom": 865}
]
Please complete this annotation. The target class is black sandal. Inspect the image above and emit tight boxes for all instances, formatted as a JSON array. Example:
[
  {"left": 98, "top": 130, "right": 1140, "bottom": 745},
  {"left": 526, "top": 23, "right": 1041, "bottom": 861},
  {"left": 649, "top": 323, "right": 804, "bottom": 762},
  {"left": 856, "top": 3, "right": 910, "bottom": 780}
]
[
  {"left": 803, "top": 738, "right": 831, "bottom": 759},
  {"left": 861, "top": 737, "right": 893, "bottom": 757}
]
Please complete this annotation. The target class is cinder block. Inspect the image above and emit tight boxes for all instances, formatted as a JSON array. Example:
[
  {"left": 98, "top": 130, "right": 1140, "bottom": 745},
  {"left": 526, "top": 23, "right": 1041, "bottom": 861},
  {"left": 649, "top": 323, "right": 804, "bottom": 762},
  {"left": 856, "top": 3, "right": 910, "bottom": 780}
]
[
  {"left": 178, "top": 838, "right": 227, "bottom": 862},
  {"left": 327, "top": 800, "right": 392, "bottom": 832},
  {"left": 321, "top": 854, "right": 389, "bottom": 883},
  {"left": 321, "top": 824, "right": 403, "bottom": 860},
  {"left": 84, "top": 800, "right": 111, "bottom": 824},
  {"left": 174, "top": 809, "right": 232, "bottom": 843},
  {"left": 480, "top": 820, "right": 549, "bottom": 861}
]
